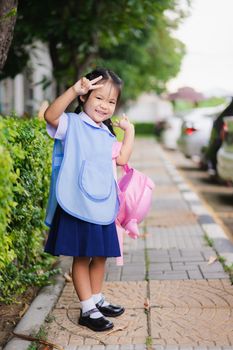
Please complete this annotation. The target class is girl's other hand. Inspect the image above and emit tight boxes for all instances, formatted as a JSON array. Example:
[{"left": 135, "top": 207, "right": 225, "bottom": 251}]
[
  {"left": 72, "top": 76, "right": 103, "bottom": 95},
  {"left": 113, "top": 114, "right": 134, "bottom": 131}
]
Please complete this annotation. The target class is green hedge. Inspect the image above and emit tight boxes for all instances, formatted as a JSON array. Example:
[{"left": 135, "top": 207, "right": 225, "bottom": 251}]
[
  {"left": 113, "top": 122, "right": 155, "bottom": 140},
  {"left": 134, "top": 122, "right": 155, "bottom": 135},
  {"left": 0, "top": 116, "right": 59, "bottom": 303}
]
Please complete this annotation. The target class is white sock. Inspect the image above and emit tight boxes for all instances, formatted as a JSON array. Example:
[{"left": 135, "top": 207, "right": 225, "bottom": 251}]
[
  {"left": 92, "top": 292, "right": 102, "bottom": 304},
  {"left": 93, "top": 293, "right": 110, "bottom": 307},
  {"left": 80, "top": 297, "right": 103, "bottom": 319}
]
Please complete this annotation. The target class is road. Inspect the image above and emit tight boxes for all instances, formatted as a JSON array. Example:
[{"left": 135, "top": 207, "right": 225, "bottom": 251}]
[{"left": 163, "top": 146, "right": 233, "bottom": 244}]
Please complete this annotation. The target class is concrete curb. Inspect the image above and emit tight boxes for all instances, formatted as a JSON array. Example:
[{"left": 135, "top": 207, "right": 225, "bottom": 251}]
[
  {"left": 161, "top": 149, "right": 233, "bottom": 269},
  {"left": 3, "top": 256, "right": 72, "bottom": 350}
]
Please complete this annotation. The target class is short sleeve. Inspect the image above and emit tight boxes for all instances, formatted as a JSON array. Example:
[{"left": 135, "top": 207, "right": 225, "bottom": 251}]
[
  {"left": 112, "top": 141, "right": 122, "bottom": 159},
  {"left": 46, "top": 112, "right": 68, "bottom": 140}
]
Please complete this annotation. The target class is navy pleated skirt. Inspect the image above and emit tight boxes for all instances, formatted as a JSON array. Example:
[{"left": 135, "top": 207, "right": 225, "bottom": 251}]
[{"left": 44, "top": 204, "right": 121, "bottom": 257}]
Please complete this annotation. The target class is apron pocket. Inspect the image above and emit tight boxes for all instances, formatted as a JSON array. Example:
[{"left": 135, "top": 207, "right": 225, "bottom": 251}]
[{"left": 79, "top": 160, "right": 113, "bottom": 201}]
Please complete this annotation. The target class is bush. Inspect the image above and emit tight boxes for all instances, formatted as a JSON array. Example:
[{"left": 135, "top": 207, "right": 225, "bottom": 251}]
[
  {"left": 0, "top": 116, "right": 58, "bottom": 303},
  {"left": 113, "top": 121, "right": 155, "bottom": 139},
  {"left": 134, "top": 122, "right": 155, "bottom": 136}
]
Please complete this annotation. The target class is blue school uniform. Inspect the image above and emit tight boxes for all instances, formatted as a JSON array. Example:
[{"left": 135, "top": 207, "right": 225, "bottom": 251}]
[{"left": 44, "top": 112, "right": 121, "bottom": 257}]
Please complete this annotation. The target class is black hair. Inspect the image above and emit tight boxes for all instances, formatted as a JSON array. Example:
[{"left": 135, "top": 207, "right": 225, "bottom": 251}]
[{"left": 74, "top": 67, "right": 123, "bottom": 136}]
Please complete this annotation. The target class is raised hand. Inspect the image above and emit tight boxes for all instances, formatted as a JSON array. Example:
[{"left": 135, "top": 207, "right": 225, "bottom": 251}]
[
  {"left": 72, "top": 75, "right": 104, "bottom": 95},
  {"left": 113, "top": 114, "right": 133, "bottom": 131}
]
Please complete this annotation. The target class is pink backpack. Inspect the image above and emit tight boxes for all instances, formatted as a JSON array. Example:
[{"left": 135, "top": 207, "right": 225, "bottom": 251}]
[{"left": 116, "top": 164, "right": 155, "bottom": 238}]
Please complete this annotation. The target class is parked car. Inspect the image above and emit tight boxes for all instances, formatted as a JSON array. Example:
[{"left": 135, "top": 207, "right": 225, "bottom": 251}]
[
  {"left": 217, "top": 116, "right": 233, "bottom": 183},
  {"left": 203, "top": 97, "right": 233, "bottom": 176},
  {"left": 161, "top": 115, "right": 183, "bottom": 150},
  {"left": 178, "top": 105, "right": 225, "bottom": 162}
]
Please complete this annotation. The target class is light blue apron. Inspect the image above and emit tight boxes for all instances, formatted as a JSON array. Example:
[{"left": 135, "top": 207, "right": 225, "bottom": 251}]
[{"left": 45, "top": 113, "right": 119, "bottom": 226}]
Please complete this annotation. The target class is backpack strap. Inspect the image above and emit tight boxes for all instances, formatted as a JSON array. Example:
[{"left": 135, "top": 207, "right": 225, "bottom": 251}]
[{"left": 121, "top": 163, "right": 131, "bottom": 175}]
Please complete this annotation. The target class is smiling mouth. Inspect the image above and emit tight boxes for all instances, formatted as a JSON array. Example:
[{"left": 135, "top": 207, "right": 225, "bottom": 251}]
[{"left": 96, "top": 110, "right": 107, "bottom": 116}]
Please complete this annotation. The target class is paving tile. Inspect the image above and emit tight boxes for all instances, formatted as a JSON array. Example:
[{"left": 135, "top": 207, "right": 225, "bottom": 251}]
[
  {"left": 106, "top": 272, "right": 122, "bottom": 281},
  {"left": 105, "top": 346, "right": 120, "bottom": 350},
  {"left": 133, "top": 345, "right": 147, "bottom": 350},
  {"left": 90, "top": 346, "right": 105, "bottom": 350},
  {"left": 151, "top": 198, "right": 190, "bottom": 211},
  {"left": 145, "top": 226, "right": 205, "bottom": 250},
  {"left": 120, "top": 264, "right": 145, "bottom": 273},
  {"left": 201, "top": 224, "right": 227, "bottom": 240},
  {"left": 190, "top": 204, "right": 211, "bottom": 216},
  {"left": 182, "top": 192, "right": 200, "bottom": 202},
  {"left": 65, "top": 345, "right": 79, "bottom": 350},
  {"left": 151, "top": 307, "right": 233, "bottom": 347},
  {"left": 149, "top": 280, "right": 233, "bottom": 308},
  {"left": 177, "top": 183, "right": 191, "bottom": 191},
  {"left": 149, "top": 263, "right": 172, "bottom": 272},
  {"left": 171, "top": 263, "right": 201, "bottom": 271},
  {"left": 103, "top": 281, "right": 148, "bottom": 308},
  {"left": 172, "top": 175, "right": 184, "bottom": 183},
  {"left": 152, "top": 185, "right": 180, "bottom": 196},
  {"left": 186, "top": 271, "right": 204, "bottom": 279},
  {"left": 46, "top": 322, "right": 71, "bottom": 347},
  {"left": 121, "top": 275, "right": 145, "bottom": 281},
  {"left": 146, "top": 248, "right": 216, "bottom": 266},
  {"left": 146, "top": 210, "right": 198, "bottom": 227},
  {"left": 198, "top": 215, "right": 216, "bottom": 225},
  {"left": 198, "top": 261, "right": 225, "bottom": 273},
  {"left": 119, "top": 345, "right": 134, "bottom": 350},
  {"left": 201, "top": 272, "right": 229, "bottom": 279},
  {"left": 149, "top": 272, "right": 189, "bottom": 280}
]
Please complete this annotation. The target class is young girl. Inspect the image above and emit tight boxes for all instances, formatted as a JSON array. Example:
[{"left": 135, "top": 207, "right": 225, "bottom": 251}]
[{"left": 44, "top": 68, "right": 135, "bottom": 332}]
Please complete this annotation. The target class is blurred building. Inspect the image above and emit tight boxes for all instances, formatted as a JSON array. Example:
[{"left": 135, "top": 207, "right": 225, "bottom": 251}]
[
  {"left": 125, "top": 93, "right": 173, "bottom": 123},
  {"left": 0, "top": 41, "right": 56, "bottom": 116}
]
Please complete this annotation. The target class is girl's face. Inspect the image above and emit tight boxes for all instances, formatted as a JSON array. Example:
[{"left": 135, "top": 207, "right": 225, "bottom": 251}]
[{"left": 82, "top": 81, "right": 119, "bottom": 125}]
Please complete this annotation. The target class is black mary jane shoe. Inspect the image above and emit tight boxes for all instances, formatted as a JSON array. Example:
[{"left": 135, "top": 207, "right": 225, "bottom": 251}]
[
  {"left": 96, "top": 298, "right": 125, "bottom": 317},
  {"left": 78, "top": 308, "right": 114, "bottom": 332}
]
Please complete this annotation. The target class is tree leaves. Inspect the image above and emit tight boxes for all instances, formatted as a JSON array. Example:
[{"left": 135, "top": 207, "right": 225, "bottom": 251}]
[{"left": 2, "top": 0, "right": 189, "bottom": 102}]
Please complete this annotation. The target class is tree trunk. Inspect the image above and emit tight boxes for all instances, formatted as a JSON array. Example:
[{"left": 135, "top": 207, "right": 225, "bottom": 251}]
[{"left": 0, "top": 0, "right": 18, "bottom": 71}]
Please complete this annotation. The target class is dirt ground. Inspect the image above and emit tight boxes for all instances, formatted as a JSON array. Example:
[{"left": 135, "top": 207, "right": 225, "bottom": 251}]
[{"left": 0, "top": 287, "right": 39, "bottom": 348}]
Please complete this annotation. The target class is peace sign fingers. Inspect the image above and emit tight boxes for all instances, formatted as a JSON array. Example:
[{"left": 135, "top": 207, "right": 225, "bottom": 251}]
[
  {"left": 86, "top": 75, "right": 104, "bottom": 91},
  {"left": 73, "top": 75, "right": 104, "bottom": 95},
  {"left": 90, "top": 75, "right": 103, "bottom": 85}
]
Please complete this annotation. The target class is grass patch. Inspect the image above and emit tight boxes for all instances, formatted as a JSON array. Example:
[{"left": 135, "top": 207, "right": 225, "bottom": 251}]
[
  {"left": 204, "top": 232, "right": 233, "bottom": 284},
  {"left": 27, "top": 325, "right": 48, "bottom": 350},
  {"left": 218, "top": 256, "right": 233, "bottom": 283},
  {"left": 142, "top": 224, "right": 150, "bottom": 282},
  {"left": 144, "top": 248, "right": 150, "bottom": 282},
  {"left": 203, "top": 233, "right": 214, "bottom": 247},
  {"left": 146, "top": 336, "right": 153, "bottom": 348},
  {"left": 45, "top": 313, "right": 56, "bottom": 324}
]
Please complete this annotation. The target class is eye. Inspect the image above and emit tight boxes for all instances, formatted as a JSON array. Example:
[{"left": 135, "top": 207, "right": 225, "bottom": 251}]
[
  {"left": 110, "top": 101, "right": 116, "bottom": 105},
  {"left": 96, "top": 96, "right": 102, "bottom": 100}
]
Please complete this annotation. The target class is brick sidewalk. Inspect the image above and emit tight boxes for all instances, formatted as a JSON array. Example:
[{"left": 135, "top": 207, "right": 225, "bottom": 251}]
[{"left": 42, "top": 139, "right": 233, "bottom": 350}]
